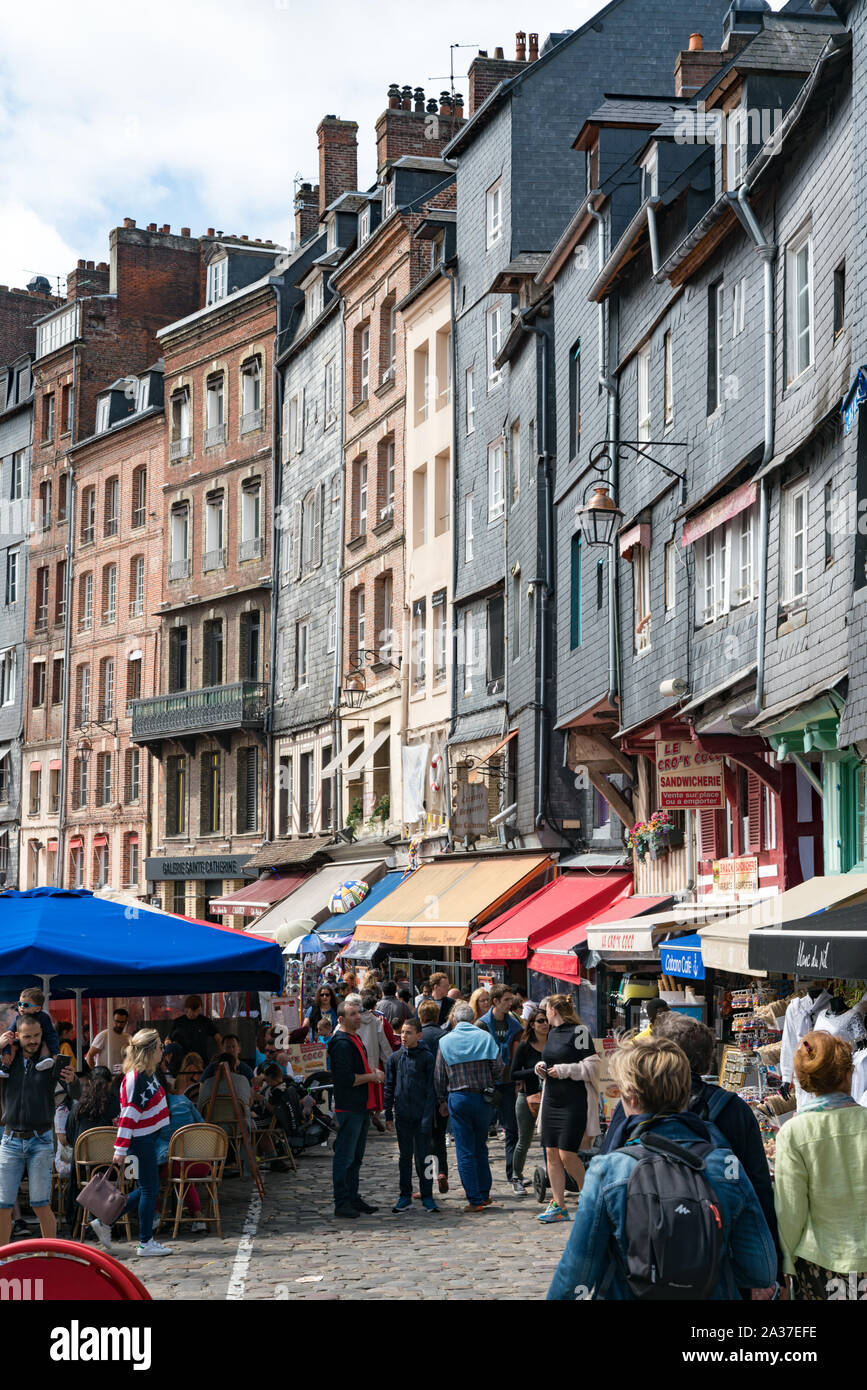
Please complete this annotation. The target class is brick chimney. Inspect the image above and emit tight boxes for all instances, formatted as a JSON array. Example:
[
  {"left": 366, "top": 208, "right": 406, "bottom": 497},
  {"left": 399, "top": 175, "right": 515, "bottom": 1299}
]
[
  {"left": 295, "top": 182, "right": 321, "bottom": 247},
  {"left": 674, "top": 33, "right": 726, "bottom": 98},
  {"left": 317, "top": 116, "right": 359, "bottom": 218},
  {"left": 0, "top": 284, "right": 61, "bottom": 363},
  {"left": 467, "top": 45, "right": 528, "bottom": 116},
  {"left": 374, "top": 84, "right": 464, "bottom": 177},
  {"left": 65, "top": 259, "right": 110, "bottom": 301}
]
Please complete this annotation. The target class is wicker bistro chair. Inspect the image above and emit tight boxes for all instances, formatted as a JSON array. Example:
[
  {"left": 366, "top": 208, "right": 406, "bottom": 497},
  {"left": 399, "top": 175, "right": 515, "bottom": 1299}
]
[
  {"left": 72, "top": 1128, "right": 132, "bottom": 1242},
  {"left": 252, "top": 1112, "right": 296, "bottom": 1173},
  {"left": 163, "top": 1124, "right": 228, "bottom": 1238},
  {"left": 207, "top": 1095, "right": 252, "bottom": 1176}
]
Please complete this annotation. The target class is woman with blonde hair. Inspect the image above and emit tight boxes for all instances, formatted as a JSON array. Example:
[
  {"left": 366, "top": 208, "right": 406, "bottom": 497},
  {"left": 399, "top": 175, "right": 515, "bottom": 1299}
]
[
  {"left": 468, "top": 987, "right": 491, "bottom": 1022},
  {"left": 775, "top": 1030, "right": 867, "bottom": 1299},
  {"left": 89, "top": 1028, "right": 172, "bottom": 1258},
  {"left": 535, "top": 994, "right": 599, "bottom": 1224},
  {"left": 176, "top": 1051, "right": 205, "bottom": 1100}
]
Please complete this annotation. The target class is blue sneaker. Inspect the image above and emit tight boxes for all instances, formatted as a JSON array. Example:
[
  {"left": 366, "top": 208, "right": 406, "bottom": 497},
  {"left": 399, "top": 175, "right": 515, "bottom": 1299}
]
[
  {"left": 392, "top": 1195, "right": 413, "bottom": 1212},
  {"left": 537, "top": 1200, "right": 570, "bottom": 1224},
  {"left": 422, "top": 1197, "right": 441, "bottom": 1213}
]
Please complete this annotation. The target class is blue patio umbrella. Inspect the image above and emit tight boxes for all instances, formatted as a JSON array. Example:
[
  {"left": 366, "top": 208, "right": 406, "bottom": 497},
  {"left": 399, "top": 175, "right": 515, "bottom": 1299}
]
[{"left": 282, "top": 931, "right": 330, "bottom": 957}]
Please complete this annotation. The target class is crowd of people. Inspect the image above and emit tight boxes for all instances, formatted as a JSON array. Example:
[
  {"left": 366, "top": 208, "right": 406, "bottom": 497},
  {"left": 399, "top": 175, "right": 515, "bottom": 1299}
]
[{"left": 5, "top": 965, "right": 867, "bottom": 1300}]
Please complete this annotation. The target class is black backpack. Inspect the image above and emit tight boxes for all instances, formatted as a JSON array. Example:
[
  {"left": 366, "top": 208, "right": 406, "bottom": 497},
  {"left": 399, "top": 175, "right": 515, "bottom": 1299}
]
[{"left": 614, "top": 1128, "right": 726, "bottom": 1300}]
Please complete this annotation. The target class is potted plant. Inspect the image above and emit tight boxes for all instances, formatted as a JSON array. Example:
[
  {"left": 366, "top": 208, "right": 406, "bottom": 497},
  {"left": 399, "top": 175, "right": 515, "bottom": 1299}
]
[
  {"left": 346, "top": 799, "right": 364, "bottom": 838},
  {"left": 625, "top": 820, "right": 651, "bottom": 862},
  {"left": 368, "top": 794, "right": 390, "bottom": 832}
]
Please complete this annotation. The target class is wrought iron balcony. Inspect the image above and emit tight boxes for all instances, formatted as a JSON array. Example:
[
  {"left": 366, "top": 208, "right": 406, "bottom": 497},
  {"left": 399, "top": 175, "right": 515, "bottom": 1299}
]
[
  {"left": 169, "top": 437, "right": 190, "bottom": 462},
  {"left": 203, "top": 547, "right": 227, "bottom": 573},
  {"left": 204, "top": 423, "right": 227, "bottom": 448},
  {"left": 168, "top": 558, "right": 191, "bottom": 581},
  {"left": 240, "top": 408, "right": 263, "bottom": 435},
  {"left": 130, "top": 679, "right": 268, "bottom": 744},
  {"left": 238, "top": 537, "right": 264, "bottom": 563}
]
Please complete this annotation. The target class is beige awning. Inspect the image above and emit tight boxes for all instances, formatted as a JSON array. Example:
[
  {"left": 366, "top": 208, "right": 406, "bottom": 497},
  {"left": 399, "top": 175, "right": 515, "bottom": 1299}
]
[
  {"left": 252, "top": 859, "right": 387, "bottom": 936},
  {"left": 353, "top": 853, "right": 554, "bottom": 946},
  {"left": 699, "top": 874, "right": 867, "bottom": 975}
]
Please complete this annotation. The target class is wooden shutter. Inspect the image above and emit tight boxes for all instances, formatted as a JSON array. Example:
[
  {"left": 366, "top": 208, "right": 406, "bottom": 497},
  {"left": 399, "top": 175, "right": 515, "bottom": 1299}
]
[
  {"left": 698, "top": 809, "right": 718, "bottom": 860},
  {"left": 313, "top": 484, "right": 324, "bottom": 568},
  {"left": 747, "top": 772, "right": 763, "bottom": 852},
  {"left": 167, "top": 759, "right": 178, "bottom": 835},
  {"left": 241, "top": 747, "right": 258, "bottom": 832},
  {"left": 293, "top": 500, "right": 302, "bottom": 579}
]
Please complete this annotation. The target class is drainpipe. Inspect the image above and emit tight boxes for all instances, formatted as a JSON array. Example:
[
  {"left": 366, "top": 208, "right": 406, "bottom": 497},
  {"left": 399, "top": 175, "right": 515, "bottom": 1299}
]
[
  {"left": 517, "top": 310, "right": 552, "bottom": 830},
  {"left": 445, "top": 265, "right": 460, "bottom": 848},
  {"left": 328, "top": 274, "right": 348, "bottom": 833},
  {"left": 587, "top": 193, "right": 620, "bottom": 705},
  {"left": 267, "top": 283, "right": 283, "bottom": 843},
  {"left": 730, "top": 187, "right": 775, "bottom": 713},
  {"left": 56, "top": 342, "right": 78, "bottom": 886}
]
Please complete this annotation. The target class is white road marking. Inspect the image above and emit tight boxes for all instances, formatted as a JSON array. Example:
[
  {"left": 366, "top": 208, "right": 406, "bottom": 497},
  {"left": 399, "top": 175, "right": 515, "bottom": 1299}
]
[{"left": 226, "top": 1189, "right": 263, "bottom": 1300}]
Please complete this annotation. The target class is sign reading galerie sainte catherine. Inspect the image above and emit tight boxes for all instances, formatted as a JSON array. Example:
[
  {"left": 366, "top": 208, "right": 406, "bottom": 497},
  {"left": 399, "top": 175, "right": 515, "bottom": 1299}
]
[{"left": 655, "top": 741, "right": 725, "bottom": 810}]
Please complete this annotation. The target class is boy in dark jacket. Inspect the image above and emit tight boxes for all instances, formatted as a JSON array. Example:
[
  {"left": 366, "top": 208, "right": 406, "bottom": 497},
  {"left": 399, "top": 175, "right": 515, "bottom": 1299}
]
[{"left": 384, "top": 1018, "right": 439, "bottom": 1213}]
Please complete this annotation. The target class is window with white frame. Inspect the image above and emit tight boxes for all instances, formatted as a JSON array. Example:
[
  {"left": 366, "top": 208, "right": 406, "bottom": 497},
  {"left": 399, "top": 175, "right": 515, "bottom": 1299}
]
[
  {"left": 665, "top": 539, "right": 677, "bottom": 613},
  {"left": 465, "top": 493, "right": 474, "bottom": 563},
  {"left": 171, "top": 507, "right": 189, "bottom": 564},
  {"left": 306, "top": 278, "right": 323, "bottom": 323},
  {"left": 359, "top": 205, "right": 371, "bottom": 244},
  {"left": 384, "top": 180, "right": 395, "bottom": 217},
  {"left": 487, "top": 440, "right": 505, "bottom": 520},
  {"left": 11, "top": 451, "right": 23, "bottom": 501},
  {"left": 206, "top": 257, "right": 228, "bottom": 305},
  {"left": 206, "top": 374, "right": 225, "bottom": 433},
  {"left": 735, "top": 506, "right": 758, "bottom": 605},
  {"left": 732, "top": 277, "right": 746, "bottom": 338},
  {"left": 358, "top": 459, "right": 368, "bottom": 533},
  {"left": 783, "top": 479, "right": 809, "bottom": 605},
  {"left": 708, "top": 278, "right": 725, "bottom": 414},
  {"left": 637, "top": 342, "right": 651, "bottom": 443},
  {"left": 302, "top": 488, "right": 322, "bottom": 571},
  {"left": 729, "top": 104, "right": 748, "bottom": 188},
  {"left": 463, "top": 610, "right": 474, "bottom": 694},
  {"left": 0, "top": 648, "right": 16, "bottom": 706},
  {"left": 241, "top": 481, "right": 262, "bottom": 542},
  {"left": 640, "top": 145, "right": 658, "bottom": 200},
  {"left": 294, "top": 388, "right": 305, "bottom": 454},
  {"left": 411, "top": 598, "right": 427, "bottom": 689},
  {"left": 5, "top": 548, "right": 19, "bottom": 605},
  {"left": 296, "top": 620, "right": 309, "bottom": 688},
  {"left": 327, "top": 608, "right": 336, "bottom": 653},
  {"left": 487, "top": 304, "right": 503, "bottom": 386},
  {"left": 324, "top": 359, "right": 336, "bottom": 424},
  {"left": 95, "top": 397, "right": 111, "bottom": 433},
  {"left": 204, "top": 493, "right": 225, "bottom": 569},
  {"left": 35, "top": 304, "right": 77, "bottom": 358},
  {"left": 693, "top": 503, "right": 759, "bottom": 625},
  {"left": 360, "top": 325, "right": 370, "bottom": 401},
  {"left": 787, "top": 226, "right": 813, "bottom": 384},
  {"left": 241, "top": 357, "right": 262, "bottom": 429},
  {"left": 135, "top": 376, "right": 150, "bottom": 412},
  {"left": 663, "top": 330, "right": 673, "bottom": 427},
  {"left": 465, "top": 365, "right": 475, "bottom": 433},
  {"left": 486, "top": 179, "right": 502, "bottom": 248},
  {"left": 633, "top": 545, "right": 651, "bottom": 653}
]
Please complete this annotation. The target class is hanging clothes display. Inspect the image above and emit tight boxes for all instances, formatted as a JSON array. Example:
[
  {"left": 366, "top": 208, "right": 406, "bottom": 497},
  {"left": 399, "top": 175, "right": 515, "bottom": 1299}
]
[{"left": 780, "top": 990, "right": 830, "bottom": 1085}]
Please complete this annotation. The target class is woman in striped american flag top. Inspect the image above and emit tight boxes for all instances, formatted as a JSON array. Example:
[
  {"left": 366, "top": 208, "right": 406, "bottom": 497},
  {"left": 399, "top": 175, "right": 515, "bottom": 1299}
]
[{"left": 90, "top": 1028, "right": 172, "bottom": 1258}]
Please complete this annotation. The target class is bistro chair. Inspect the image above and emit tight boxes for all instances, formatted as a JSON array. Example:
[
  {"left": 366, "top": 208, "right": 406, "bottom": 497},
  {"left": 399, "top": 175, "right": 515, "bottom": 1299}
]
[
  {"left": 252, "top": 1113, "right": 296, "bottom": 1173},
  {"left": 163, "top": 1124, "right": 228, "bottom": 1238},
  {"left": 72, "top": 1128, "right": 132, "bottom": 1242},
  {"left": 208, "top": 1096, "right": 251, "bottom": 1177}
]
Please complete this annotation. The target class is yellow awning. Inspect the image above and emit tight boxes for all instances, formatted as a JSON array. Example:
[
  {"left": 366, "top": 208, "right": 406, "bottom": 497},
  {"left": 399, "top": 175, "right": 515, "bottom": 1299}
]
[
  {"left": 352, "top": 854, "right": 554, "bottom": 946},
  {"left": 698, "top": 874, "right": 867, "bottom": 975}
]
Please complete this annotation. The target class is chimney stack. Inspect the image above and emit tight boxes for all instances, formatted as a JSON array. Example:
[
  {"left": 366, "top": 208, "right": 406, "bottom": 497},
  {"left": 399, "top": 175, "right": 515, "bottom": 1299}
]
[
  {"left": 295, "top": 181, "right": 321, "bottom": 247},
  {"left": 468, "top": 45, "right": 529, "bottom": 115},
  {"left": 516, "top": 31, "right": 526, "bottom": 60},
  {"left": 528, "top": 33, "right": 539, "bottom": 61},
  {"left": 317, "top": 115, "right": 359, "bottom": 219},
  {"left": 375, "top": 83, "right": 464, "bottom": 178},
  {"left": 674, "top": 35, "right": 725, "bottom": 96}
]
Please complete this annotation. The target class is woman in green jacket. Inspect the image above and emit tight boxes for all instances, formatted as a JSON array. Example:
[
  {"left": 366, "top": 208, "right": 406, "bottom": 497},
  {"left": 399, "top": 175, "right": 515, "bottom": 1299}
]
[{"left": 774, "top": 1030, "right": 867, "bottom": 1299}]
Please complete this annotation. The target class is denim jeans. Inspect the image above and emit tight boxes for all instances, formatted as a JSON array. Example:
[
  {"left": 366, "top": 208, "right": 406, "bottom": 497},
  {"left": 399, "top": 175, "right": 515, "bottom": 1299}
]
[
  {"left": 496, "top": 1083, "right": 519, "bottom": 1179},
  {"left": 395, "top": 1118, "right": 433, "bottom": 1200},
  {"left": 513, "top": 1091, "right": 537, "bottom": 1180},
  {"left": 0, "top": 1129, "right": 54, "bottom": 1208},
  {"left": 121, "top": 1133, "right": 159, "bottom": 1242},
  {"left": 448, "top": 1091, "right": 493, "bottom": 1207},
  {"left": 429, "top": 1106, "right": 448, "bottom": 1179},
  {"left": 332, "top": 1110, "right": 369, "bottom": 1209}
]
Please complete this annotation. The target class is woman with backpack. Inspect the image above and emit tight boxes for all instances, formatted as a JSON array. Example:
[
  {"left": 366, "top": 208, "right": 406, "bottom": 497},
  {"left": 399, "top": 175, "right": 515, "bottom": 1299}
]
[
  {"left": 774, "top": 1030, "right": 867, "bottom": 1299},
  {"left": 534, "top": 995, "right": 599, "bottom": 1224},
  {"left": 547, "top": 1036, "right": 777, "bottom": 1300}
]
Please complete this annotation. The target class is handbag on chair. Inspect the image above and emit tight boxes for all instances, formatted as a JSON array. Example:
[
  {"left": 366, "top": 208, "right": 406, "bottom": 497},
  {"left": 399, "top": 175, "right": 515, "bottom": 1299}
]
[{"left": 76, "top": 1163, "right": 127, "bottom": 1226}]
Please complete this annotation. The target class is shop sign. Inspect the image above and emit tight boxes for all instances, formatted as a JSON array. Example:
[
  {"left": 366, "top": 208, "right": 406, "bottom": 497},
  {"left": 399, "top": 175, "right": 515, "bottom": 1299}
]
[
  {"left": 587, "top": 926, "right": 656, "bottom": 954},
  {"left": 453, "top": 782, "right": 489, "bottom": 838},
  {"left": 285, "top": 1042, "right": 329, "bottom": 1077},
  {"left": 655, "top": 741, "right": 724, "bottom": 809},
  {"left": 594, "top": 1038, "right": 621, "bottom": 1124},
  {"left": 712, "top": 856, "right": 758, "bottom": 895},
  {"left": 659, "top": 940, "right": 705, "bottom": 980},
  {"left": 145, "top": 856, "right": 251, "bottom": 881}
]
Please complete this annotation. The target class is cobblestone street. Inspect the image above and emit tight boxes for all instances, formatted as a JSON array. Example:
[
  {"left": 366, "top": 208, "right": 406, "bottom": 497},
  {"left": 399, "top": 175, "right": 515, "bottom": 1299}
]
[{"left": 122, "top": 1127, "right": 572, "bottom": 1301}]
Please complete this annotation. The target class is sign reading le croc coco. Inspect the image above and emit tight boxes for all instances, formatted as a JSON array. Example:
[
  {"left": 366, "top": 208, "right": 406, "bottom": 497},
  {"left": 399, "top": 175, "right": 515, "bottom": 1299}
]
[{"left": 655, "top": 741, "right": 725, "bottom": 810}]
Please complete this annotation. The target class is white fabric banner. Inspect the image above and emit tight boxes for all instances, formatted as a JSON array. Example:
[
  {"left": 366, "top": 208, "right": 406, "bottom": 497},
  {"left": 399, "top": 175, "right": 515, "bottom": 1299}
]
[{"left": 402, "top": 743, "right": 429, "bottom": 823}]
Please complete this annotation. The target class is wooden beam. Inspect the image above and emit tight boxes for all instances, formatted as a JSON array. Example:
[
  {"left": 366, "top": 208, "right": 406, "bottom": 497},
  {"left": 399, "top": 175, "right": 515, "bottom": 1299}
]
[
  {"left": 591, "top": 733, "right": 634, "bottom": 780},
  {"left": 691, "top": 735, "right": 782, "bottom": 796},
  {"left": 587, "top": 767, "right": 635, "bottom": 831}
]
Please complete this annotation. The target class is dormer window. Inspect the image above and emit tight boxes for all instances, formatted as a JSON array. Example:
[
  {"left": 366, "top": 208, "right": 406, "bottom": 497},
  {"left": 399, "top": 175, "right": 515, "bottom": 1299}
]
[
  {"left": 640, "top": 146, "right": 658, "bottom": 201},
  {"left": 359, "top": 206, "right": 371, "bottom": 245},
  {"left": 206, "top": 257, "right": 228, "bottom": 305},
  {"left": 135, "top": 377, "right": 150, "bottom": 412},
  {"left": 486, "top": 179, "right": 502, "bottom": 249},
  {"left": 586, "top": 141, "right": 599, "bottom": 193},
  {"left": 326, "top": 217, "right": 337, "bottom": 251},
  {"left": 432, "top": 234, "right": 445, "bottom": 268},
  {"left": 729, "top": 105, "right": 749, "bottom": 189},
  {"left": 95, "top": 397, "right": 111, "bottom": 433},
  {"left": 307, "top": 277, "right": 323, "bottom": 322},
  {"left": 384, "top": 180, "right": 396, "bottom": 217}
]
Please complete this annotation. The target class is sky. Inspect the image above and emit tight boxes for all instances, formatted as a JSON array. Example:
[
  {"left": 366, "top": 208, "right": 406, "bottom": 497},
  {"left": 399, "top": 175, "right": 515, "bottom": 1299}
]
[{"left": 0, "top": 0, "right": 786, "bottom": 291}]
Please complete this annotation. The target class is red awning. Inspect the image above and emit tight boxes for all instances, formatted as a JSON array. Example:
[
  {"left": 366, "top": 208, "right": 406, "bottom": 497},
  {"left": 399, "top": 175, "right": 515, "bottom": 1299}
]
[
  {"left": 69, "top": 837, "right": 83, "bottom": 850},
  {"left": 471, "top": 872, "right": 632, "bottom": 962},
  {"left": 93, "top": 834, "right": 108, "bottom": 847},
  {"left": 47, "top": 839, "right": 58, "bottom": 852},
  {"left": 528, "top": 892, "right": 674, "bottom": 980},
  {"left": 210, "top": 873, "right": 307, "bottom": 918},
  {"left": 29, "top": 761, "right": 42, "bottom": 772},
  {"left": 49, "top": 759, "right": 62, "bottom": 771},
  {"left": 127, "top": 832, "right": 139, "bottom": 844}
]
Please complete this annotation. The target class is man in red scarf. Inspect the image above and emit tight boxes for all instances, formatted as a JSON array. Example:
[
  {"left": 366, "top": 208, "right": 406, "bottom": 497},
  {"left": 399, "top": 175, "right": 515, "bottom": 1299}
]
[{"left": 329, "top": 1000, "right": 384, "bottom": 1219}]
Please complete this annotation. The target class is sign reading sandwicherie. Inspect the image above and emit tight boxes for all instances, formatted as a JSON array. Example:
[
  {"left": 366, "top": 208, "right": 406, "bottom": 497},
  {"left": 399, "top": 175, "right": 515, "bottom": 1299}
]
[{"left": 655, "top": 740, "right": 725, "bottom": 810}]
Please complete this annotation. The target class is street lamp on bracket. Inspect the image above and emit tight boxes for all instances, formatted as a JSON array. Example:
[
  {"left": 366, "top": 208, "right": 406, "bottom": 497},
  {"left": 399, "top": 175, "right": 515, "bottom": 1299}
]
[{"left": 340, "top": 648, "right": 401, "bottom": 710}]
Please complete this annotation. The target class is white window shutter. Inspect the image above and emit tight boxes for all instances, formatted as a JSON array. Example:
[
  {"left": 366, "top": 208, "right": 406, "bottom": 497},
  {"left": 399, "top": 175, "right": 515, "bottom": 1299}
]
[
  {"left": 293, "top": 500, "right": 303, "bottom": 580},
  {"left": 314, "top": 484, "right": 324, "bottom": 568}
]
